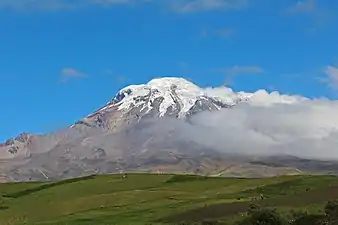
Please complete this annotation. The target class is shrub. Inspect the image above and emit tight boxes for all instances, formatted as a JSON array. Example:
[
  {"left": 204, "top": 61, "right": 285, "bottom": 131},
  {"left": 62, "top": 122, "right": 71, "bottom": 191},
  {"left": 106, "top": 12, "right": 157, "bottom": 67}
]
[
  {"left": 291, "top": 214, "right": 326, "bottom": 225},
  {"left": 237, "top": 205, "right": 286, "bottom": 225},
  {"left": 325, "top": 200, "right": 338, "bottom": 224}
]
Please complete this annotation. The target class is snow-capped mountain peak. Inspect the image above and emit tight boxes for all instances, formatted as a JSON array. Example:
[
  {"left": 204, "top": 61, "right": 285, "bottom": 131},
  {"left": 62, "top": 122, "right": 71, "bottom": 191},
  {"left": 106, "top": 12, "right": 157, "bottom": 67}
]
[
  {"left": 86, "top": 77, "right": 244, "bottom": 120},
  {"left": 75, "top": 77, "right": 240, "bottom": 130},
  {"left": 112, "top": 77, "right": 207, "bottom": 117}
]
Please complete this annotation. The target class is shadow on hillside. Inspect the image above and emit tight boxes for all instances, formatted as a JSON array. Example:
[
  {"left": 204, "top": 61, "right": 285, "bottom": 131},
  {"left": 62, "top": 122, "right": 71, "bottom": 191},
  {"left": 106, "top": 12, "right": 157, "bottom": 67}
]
[
  {"left": 162, "top": 185, "right": 338, "bottom": 223},
  {"left": 2, "top": 175, "right": 96, "bottom": 198}
]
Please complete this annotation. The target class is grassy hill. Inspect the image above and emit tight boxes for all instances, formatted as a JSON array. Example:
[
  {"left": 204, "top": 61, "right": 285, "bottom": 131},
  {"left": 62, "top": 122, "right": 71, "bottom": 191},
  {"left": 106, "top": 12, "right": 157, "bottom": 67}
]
[{"left": 0, "top": 173, "right": 338, "bottom": 225}]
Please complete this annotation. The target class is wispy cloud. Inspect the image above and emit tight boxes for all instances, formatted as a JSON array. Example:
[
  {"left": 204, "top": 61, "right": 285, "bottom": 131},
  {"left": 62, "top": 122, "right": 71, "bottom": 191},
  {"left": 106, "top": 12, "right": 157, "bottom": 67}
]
[
  {"left": 287, "top": 0, "right": 316, "bottom": 14},
  {"left": 116, "top": 75, "right": 127, "bottom": 83},
  {"left": 177, "top": 61, "right": 191, "bottom": 73},
  {"left": 216, "top": 65, "right": 265, "bottom": 85},
  {"left": 103, "top": 69, "right": 114, "bottom": 75},
  {"left": 286, "top": 0, "right": 332, "bottom": 28},
  {"left": 201, "top": 27, "right": 235, "bottom": 38},
  {"left": 322, "top": 65, "right": 338, "bottom": 90},
  {"left": 0, "top": 0, "right": 248, "bottom": 12},
  {"left": 171, "top": 0, "right": 248, "bottom": 13},
  {"left": 214, "top": 28, "right": 235, "bottom": 37},
  {"left": 178, "top": 61, "right": 189, "bottom": 68},
  {"left": 0, "top": 0, "right": 139, "bottom": 11},
  {"left": 91, "top": 0, "right": 136, "bottom": 4},
  {"left": 223, "top": 65, "right": 265, "bottom": 76},
  {"left": 0, "top": 0, "right": 78, "bottom": 11},
  {"left": 60, "top": 68, "right": 87, "bottom": 82}
]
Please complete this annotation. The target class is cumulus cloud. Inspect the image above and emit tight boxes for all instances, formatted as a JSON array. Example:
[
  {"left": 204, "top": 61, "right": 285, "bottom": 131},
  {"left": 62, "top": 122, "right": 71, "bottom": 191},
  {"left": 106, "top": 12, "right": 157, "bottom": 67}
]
[
  {"left": 139, "top": 86, "right": 338, "bottom": 160},
  {"left": 189, "top": 101, "right": 338, "bottom": 159},
  {"left": 60, "top": 68, "right": 87, "bottom": 82}
]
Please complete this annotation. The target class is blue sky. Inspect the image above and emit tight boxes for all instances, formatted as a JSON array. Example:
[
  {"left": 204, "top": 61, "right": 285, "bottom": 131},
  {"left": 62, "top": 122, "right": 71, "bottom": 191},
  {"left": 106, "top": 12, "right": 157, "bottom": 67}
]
[{"left": 0, "top": 0, "right": 337, "bottom": 141}]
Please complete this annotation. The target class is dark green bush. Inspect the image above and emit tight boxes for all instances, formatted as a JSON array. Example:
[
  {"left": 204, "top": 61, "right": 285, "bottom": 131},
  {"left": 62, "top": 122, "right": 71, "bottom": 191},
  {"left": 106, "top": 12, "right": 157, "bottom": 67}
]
[
  {"left": 291, "top": 214, "right": 326, "bottom": 225},
  {"left": 237, "top": 205, "right": 286, "bottom": 225},
  {"left": 325, "top": 200, "right": 338, "bottom": 224}
]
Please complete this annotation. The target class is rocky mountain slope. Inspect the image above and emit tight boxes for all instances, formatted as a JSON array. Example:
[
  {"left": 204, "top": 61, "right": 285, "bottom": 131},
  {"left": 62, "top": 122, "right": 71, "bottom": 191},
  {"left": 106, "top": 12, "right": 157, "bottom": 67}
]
[{"left": 0, "top": 77, "right": 336, "bottom": 182}]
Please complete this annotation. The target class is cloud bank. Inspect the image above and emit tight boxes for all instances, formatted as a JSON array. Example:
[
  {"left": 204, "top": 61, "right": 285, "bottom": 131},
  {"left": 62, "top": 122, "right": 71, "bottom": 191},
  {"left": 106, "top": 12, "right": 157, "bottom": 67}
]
[{"left": 140, "top": 87, "right": 338, "bottom": 160}]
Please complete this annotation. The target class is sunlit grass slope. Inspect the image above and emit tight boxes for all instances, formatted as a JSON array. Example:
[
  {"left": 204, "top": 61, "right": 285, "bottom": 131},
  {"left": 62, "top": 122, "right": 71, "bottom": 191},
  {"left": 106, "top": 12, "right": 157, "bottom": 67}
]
[{"left": 0, "top": 173, "right": 337, "bottom": 225}]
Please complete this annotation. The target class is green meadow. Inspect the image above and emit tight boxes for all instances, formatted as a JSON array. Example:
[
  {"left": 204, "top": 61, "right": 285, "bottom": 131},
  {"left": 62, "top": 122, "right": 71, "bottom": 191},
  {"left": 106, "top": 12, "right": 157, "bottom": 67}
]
[{"left": 0, "top": 173, "right": 338, "bottom": 225}]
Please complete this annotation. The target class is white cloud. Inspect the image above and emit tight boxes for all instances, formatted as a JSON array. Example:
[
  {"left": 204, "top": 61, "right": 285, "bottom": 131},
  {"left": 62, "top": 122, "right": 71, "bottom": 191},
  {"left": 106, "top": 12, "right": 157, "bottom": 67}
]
[
  {"left": 145, "top": 87, "right": 338, "bottom": 160},
  {"left": 323, "top": 65, "right": 338, "bottom": 89},
  {"left": 203, "top": 86, "right": 251, "bottom": 105},
  {"left": 60, "top": 68, "right": 87, "bottom": 82},
  {"left": 190, "top": 99, "right": 338, "bottom": 159}
]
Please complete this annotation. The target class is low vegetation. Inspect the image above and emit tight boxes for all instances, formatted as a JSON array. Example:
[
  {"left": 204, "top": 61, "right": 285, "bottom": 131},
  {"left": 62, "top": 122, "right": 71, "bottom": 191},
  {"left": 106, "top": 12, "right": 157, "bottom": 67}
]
[
  {"left": 0, "top": 174, "right": 337, "bottom": 224},
  {"left": 231, "top": 201, "right": 338, "bottom": 225}
]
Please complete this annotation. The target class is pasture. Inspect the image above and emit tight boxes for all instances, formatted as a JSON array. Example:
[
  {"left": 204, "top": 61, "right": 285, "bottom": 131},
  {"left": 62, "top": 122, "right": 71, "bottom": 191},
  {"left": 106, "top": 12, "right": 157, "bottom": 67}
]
[{"left": 0, "top": 174, "right": 338, "bottom": 224}]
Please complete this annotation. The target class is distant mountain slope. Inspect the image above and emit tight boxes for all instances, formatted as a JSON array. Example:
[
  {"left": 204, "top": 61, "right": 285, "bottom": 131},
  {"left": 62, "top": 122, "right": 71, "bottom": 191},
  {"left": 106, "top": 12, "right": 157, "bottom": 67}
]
[{"left": 0, "top": 77, "right": 334, "bottom": 182}]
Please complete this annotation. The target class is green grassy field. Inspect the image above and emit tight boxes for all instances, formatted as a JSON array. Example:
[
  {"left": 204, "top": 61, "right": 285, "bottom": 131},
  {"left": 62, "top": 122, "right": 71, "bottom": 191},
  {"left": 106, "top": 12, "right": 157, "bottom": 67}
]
[{"left": 0, "top": 173, "right": 338, "bottom": 225}]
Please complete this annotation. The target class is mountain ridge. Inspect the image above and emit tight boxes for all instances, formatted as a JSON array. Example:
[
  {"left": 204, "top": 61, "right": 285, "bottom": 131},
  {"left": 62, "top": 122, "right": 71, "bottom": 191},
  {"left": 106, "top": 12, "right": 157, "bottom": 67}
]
[{"left": 0, "top": 77, "right": 332, "bottom": 182}]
